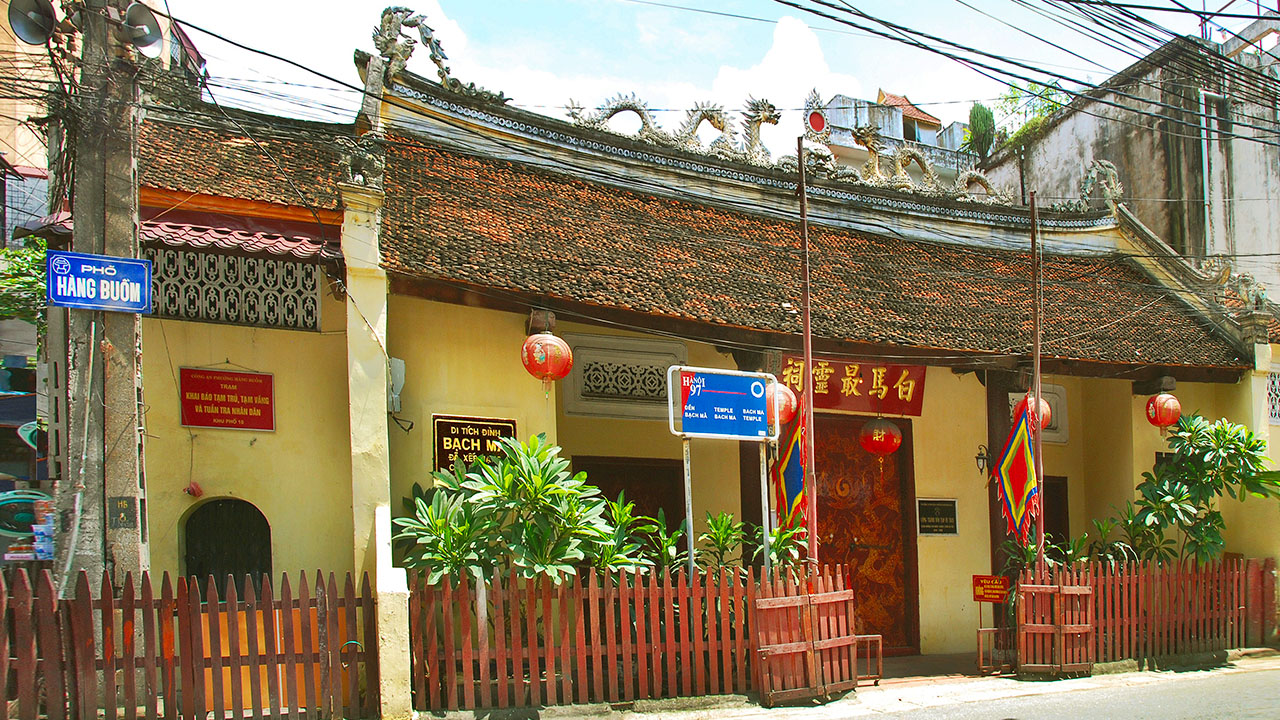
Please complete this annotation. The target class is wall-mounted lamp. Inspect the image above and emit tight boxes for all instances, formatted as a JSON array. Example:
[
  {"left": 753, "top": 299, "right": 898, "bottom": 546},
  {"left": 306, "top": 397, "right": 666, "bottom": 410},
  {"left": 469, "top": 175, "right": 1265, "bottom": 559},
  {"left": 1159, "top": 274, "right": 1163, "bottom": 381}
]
[{"left": 975, "top": 444, "right": 991, "bottom": 474}]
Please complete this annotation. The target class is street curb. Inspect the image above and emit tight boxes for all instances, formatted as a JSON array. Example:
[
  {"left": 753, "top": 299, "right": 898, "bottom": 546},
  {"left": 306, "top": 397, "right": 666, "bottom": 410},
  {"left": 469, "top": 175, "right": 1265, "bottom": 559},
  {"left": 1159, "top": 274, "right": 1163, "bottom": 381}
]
[{"left": 1067, "top": 647, "right": 1278, "bottom": 676}]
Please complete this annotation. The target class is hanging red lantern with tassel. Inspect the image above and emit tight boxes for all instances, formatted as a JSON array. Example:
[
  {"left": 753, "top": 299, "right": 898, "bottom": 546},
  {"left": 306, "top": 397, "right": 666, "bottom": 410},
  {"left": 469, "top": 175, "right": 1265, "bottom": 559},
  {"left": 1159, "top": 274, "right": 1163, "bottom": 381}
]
[
  {"left": 521, "top": 332, "right": 573, "bottom": 393},
  {"left": 1146, "top": 393, "right": 1181, "bottom": 434},
  {"left": 766, "top": 382, "right": 798, "bottom": 428},
  {"left": 859, "top": 417, "right": 902, "bottom": 461},
  {"left": 1014, "top": 394, "right": 1052, "bottom": 431}
]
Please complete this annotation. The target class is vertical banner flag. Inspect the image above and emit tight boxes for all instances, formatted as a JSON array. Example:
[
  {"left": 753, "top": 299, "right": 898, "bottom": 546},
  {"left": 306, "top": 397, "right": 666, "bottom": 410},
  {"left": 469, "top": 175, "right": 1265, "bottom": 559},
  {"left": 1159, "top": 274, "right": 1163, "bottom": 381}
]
[
  {"left": 772, "top": 394, "right": 807, "bottom": 529},
  {"left": 993, "top": 404, "right": 1040, "bottom": 543}
]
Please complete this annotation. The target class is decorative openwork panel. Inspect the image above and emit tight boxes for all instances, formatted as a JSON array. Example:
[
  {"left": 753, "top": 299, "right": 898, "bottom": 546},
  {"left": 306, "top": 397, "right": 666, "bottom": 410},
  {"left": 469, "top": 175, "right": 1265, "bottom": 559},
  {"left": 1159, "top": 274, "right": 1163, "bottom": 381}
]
[
  {"left": 144, "top": 248, "right": 321, "bottom": 331},
  {"left": 580, "top": 360, "right": 666, "bottom": 402},
  {"left": 562, "top": 333, "right": 687, "bottom": 419},
  {"left": 1269, "top": 373, "right": 1280, "bottom": 424}
]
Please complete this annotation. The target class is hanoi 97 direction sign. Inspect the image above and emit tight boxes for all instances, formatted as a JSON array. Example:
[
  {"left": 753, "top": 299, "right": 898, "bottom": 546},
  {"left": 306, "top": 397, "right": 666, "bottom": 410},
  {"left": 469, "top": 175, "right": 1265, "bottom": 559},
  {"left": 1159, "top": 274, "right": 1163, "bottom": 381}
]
[
  {"left": 46, "top": 250, "right": 152, "bottom": 314},
  {"left": 667, "top": 366, "right": 778, "bottom": 441}
]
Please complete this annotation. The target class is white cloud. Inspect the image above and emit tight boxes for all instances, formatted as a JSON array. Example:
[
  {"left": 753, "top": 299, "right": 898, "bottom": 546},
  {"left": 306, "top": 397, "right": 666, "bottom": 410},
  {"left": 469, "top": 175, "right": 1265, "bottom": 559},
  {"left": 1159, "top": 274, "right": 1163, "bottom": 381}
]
[
  {"left": 709, "top": 18, "right": 863, "bottom": 158},
  {"left": 185, "top": 1, "right": 863, "bottom": 160},
  {"left": 441, "top": 15, "right": 862, "bottom": 160}
]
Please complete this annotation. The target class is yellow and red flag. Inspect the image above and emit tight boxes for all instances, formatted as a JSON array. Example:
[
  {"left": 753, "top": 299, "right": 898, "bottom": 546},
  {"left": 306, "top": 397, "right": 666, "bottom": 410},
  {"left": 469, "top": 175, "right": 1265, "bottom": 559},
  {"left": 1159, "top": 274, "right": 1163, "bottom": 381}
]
[{"left": 993, "top": 405, "right": 1039, "bottom": 543}]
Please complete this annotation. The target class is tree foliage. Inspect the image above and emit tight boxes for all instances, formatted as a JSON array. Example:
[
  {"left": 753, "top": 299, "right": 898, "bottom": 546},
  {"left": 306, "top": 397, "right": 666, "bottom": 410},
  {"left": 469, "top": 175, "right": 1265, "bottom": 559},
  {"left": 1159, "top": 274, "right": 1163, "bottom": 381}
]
[
  {"left": 1031, "top": 415, "right": 1280, "bottom": 567},
  {"left": 995, "top": 81, "right": 1068, "bottom": 152},
  {"left": 393, "top": 434, "right": 650, "bottom": 584},
  {"left": 394, "top": 434, "right": 816, "bottom": 583},
  {"left": 960, "top": 102, "right": 995, "bottom": 159},
  {"left": 1132, "top": 415, "right": 1280, "bottom": 563},
  {"left": 0, "top": 238, "right": 45, "bottom": 337}
]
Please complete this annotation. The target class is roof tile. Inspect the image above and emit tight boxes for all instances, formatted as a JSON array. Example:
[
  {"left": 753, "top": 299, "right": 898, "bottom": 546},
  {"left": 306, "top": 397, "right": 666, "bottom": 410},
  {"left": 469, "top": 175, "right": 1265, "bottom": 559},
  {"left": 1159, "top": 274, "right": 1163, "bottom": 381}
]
[
  {"left": 139, "top": 114, "right": 348, "bottom": 211},
  {"left": 142, "top": 221, "right": 342, "bottom": 263},
  {"left": 381, "top": 139, "right": 1246, "bottom": 369},
  {"left": 878, "top": 90, "right": 942, "bottom": 125}
]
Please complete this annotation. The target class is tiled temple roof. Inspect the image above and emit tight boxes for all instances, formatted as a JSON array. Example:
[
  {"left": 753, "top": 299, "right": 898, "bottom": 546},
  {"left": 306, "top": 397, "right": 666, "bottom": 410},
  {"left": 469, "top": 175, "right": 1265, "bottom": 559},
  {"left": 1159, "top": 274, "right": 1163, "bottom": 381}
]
[{"left": 381, "top": 137, "right": 1247, "bottom": 369}]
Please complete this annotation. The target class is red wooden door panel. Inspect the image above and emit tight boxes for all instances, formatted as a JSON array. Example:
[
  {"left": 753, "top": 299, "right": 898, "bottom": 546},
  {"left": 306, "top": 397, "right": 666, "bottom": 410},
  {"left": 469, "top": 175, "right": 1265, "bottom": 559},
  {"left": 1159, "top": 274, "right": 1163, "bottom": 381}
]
[{"left": 813, "top": 414, "right": 918, "bottom": 653}]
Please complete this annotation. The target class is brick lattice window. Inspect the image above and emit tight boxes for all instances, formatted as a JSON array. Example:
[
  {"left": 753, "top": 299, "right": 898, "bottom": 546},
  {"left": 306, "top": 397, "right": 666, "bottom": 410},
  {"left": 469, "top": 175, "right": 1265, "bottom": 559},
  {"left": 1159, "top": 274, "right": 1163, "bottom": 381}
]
[{"left": 145, "top": 247, "right": 322, "bottom": 331}]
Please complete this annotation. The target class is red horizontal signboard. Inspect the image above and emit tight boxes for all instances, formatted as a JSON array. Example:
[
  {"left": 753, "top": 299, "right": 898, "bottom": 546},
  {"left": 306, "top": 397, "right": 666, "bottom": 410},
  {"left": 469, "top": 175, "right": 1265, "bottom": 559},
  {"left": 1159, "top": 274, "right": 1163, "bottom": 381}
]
[
  {"left": 973, "top": 574, "right": 1010, "bottom": 603},
  {"left": 179, "top": 368, "right": 275, "bottom": 431},
  {"left": 780, "top": 356, "right": 926, "bottom": 416}
]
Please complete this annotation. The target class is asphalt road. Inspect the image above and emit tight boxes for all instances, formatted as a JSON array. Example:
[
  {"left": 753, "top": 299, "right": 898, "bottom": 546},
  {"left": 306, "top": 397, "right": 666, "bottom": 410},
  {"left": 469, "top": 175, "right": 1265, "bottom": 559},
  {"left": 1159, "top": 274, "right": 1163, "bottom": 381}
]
[{"left": 873, "top": 667, "right": 1280, "bottom": 719}]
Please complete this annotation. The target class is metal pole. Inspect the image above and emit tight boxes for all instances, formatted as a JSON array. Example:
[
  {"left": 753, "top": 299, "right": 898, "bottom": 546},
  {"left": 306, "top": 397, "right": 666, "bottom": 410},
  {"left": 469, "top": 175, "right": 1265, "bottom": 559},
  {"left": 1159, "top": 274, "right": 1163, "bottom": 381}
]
[
  {"left": 1030, "top": 191, "right": 1045, "bottom": 564},
  {"left": 760, "top": 441, "right": 772, "bottom": 575},
  {"left": 798, "top": 136, "right": 818, "bottom": 566},
  {"left": 683, "top": 437, "right": 696, "bottom": 576}
]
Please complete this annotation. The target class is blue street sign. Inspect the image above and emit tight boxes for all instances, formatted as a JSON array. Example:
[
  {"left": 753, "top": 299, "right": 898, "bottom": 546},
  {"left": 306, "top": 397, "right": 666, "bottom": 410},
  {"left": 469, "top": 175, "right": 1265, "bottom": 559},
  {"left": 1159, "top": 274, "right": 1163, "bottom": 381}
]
[
  {"left": 46, "top": 250, "right": 152, "bottom": 314},
  {"left": 668, "top": 366, "right": 774, "bottom": 441}
]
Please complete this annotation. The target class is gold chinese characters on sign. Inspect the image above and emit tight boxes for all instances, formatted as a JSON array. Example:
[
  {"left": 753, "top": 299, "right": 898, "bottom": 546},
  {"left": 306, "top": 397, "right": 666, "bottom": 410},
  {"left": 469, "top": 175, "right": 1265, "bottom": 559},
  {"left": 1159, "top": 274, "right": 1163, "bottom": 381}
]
[{"left": 781, "top": 356, "right": 926, "bottom": 416}]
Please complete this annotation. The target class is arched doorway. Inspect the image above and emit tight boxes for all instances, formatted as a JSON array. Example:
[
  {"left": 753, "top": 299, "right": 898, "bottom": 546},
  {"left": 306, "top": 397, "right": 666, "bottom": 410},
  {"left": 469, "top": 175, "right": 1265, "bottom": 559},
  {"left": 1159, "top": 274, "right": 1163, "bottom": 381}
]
[{"left": 183, "top": 498, "right": 271, "bottom": 592}]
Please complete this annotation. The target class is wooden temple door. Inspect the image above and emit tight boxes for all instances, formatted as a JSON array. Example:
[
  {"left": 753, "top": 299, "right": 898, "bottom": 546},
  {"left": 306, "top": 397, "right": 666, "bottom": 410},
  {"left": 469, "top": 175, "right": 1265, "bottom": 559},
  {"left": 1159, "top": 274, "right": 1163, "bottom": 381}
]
[{"left": 813, "top": 413, "right": 919, "bottom": 654}]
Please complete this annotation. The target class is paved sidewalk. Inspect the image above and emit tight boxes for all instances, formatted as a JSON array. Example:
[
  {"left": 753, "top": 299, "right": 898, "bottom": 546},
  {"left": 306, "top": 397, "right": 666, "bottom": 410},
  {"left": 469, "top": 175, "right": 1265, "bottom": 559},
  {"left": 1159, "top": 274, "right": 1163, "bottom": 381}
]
[
  {"left": 609, "top": 650, "right": 1280, "bottom": 720},
  {"left": 418, "top": 650, "right": 1280, "bottom": 719}
]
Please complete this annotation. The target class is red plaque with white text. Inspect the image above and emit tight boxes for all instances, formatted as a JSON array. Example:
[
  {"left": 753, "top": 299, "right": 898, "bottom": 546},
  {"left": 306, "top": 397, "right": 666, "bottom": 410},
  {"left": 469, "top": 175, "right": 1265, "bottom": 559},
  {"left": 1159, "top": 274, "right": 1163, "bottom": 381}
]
[
  {"left": 780, "top": 356, "right": 927, "bottom": 416},
  {"left": 179, "top": 368, "right": 275, "bottom": 431}
]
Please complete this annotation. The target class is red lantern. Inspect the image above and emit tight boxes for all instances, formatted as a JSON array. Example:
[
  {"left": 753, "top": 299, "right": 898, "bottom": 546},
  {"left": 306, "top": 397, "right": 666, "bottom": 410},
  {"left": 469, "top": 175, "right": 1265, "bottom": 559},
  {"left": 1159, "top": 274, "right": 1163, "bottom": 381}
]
[
  {"left": 767, "top": 383, "right": 798, "bottom": 427},
  {"left": 521, "top": 332, "right": 573, "bottom": 392},
  {"left": 1014, "top": 394, "right": 1052, "bottom": 430},
  {"left": 1146, "top": 393, "right": 1181, "bottom": 431},
  {"left": 859, "top": 418, "right": 902, "bottom": 457}
]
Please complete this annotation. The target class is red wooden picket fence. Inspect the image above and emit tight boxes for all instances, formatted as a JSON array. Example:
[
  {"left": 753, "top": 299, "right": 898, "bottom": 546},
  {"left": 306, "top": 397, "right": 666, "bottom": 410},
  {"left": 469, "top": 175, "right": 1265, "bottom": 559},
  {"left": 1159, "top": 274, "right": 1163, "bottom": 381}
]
[
  {"left": 1016, "top": 557, "right": 1276, "bottom": 671},
  {"left": 753, "top": 566, "right": 881, "bottom": 706},
  {"left": 1016, "top": 563, "right": 1094, "bottom": 674},
  {"left": 408, "top": 565, "right": 881, "bottom": 712},
  {"left": 0, "top": 568, "right": 379, "bottom": 720}
]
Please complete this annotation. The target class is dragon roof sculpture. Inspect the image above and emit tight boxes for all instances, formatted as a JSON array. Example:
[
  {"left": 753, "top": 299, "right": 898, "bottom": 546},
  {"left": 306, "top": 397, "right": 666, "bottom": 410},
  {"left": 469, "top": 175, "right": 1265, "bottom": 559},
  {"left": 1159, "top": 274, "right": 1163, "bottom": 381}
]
[
  {"left": 374, "top": 7, "right": 508, "bottom": 104},
  {"left": 566, "top": 90, "right": 1015, "bottom": 205}
]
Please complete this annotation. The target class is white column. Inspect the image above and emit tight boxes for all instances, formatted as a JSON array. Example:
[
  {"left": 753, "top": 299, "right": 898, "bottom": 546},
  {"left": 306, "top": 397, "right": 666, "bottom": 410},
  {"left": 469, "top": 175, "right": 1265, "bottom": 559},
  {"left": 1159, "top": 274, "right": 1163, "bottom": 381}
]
[{"left": 339, "top": 181, "right": 412, "bottom": 719}]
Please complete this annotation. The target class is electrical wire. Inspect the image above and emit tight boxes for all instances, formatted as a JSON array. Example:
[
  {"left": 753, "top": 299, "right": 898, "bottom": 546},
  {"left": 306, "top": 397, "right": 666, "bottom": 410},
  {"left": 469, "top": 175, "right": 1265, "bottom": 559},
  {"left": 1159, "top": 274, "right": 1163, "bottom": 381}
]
[
  {"left": 776, "top": 0, "right": 1280, "bottom": 143},
  {"left": 15, "top": 7, "right": 1264, "bottom": 358}
]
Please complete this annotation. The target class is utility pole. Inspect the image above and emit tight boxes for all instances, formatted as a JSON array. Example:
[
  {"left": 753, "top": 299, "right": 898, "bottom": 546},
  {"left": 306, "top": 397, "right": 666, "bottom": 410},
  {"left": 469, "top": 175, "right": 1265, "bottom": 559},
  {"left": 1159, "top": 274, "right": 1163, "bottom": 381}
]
[
  {"left": 1030, "top": 191, "right": 1044, "bottom": 566},
  {"left": 54, "top": 0, "right": 148, "bottom": 592},
  {"left": 797, "top": 137, "right": 818, "bottom": 567}
]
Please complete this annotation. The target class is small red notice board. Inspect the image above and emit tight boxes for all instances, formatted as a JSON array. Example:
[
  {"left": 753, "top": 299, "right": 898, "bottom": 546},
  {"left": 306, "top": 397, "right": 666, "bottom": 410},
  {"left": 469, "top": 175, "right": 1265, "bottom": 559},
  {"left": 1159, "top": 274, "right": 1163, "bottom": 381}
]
[
  {"left": 179, "top": 368, "right": 275, "bottom": 431},
  {"left": 973, "top": 574, "right": 1010, "bottom": 603}
]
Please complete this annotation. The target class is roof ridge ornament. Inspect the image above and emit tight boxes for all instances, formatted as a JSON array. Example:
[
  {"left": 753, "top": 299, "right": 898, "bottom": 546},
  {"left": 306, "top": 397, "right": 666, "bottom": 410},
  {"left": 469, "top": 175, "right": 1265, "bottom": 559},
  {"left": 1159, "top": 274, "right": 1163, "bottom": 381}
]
[
  {"left": 566, "top": 94, "right": 780, "bottom": 162},
  {"left": 565, "top": 89, "right": 1015, "bottom": 204},
  {"left": 373, "top": 7, "right": 507, "bottom": 104},
  {"left": 1049, "top": 160, "right": 1123, "bottom": 213},
  {"left": 1197, "top": 256, "right": 1269, "bottom": 310}
]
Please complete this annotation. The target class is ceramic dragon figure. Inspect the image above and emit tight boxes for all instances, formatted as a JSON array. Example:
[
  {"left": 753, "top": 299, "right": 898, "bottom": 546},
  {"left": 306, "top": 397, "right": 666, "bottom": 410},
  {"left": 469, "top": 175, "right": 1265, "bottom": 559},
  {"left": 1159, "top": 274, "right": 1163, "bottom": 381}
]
[
  {"left": 567, "top": 96, "right": 741, "bottom": 155},
  {"left": 566, "top": 93, "right": 675, "bottom": 146},
  {"left": 718, "top": 97, "right": 781, "bottom": 165},
  {"left": 1050, "top": 159, "right": 1123, "bottom": 212},
  {"left": 890, "top": 146, "right": 942, "bottom": 193},
  {"left": 674, "top": 101, "right": 731, "bottom": 152},
  {"left": 373, "top": 7, "right": 507, "bottom": 103},
  {"left": 373, "top": 7, "right": 419, "bottom": 80}
]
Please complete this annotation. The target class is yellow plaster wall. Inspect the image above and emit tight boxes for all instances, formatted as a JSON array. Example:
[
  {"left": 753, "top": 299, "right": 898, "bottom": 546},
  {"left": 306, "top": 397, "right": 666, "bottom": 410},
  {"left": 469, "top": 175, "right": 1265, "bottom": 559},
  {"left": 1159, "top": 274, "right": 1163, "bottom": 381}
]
[
  {"left": 553, "top": 322, "right": 742, "bottom": 535},
  {"left": 386, "top": 296, "right": 558, "bottom": 508},
  {"left": 909, "top": 368, "right": 991, "bottom": 654},
  {"left": 1080, "top": 378, "right": 1135, "bottom": 532},
  {"left": 1218, "top": 354, "right": 1280, "bottom": 560},
  {"left": 1074, "top": 374, "right": 1278, "bottom": 561},
  {"left": 1039, "top": 375, "right": 1088, "bottom": 537},
  {"left": 141, "top": 293, "right": 354, "bottom": 577}
]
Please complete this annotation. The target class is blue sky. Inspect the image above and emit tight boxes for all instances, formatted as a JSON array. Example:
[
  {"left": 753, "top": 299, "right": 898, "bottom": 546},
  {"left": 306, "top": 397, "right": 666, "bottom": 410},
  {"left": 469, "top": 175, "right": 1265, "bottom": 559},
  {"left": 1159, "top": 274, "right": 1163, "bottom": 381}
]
[{"left": 165, "top": 1, "right": 1235, "bottom": 156}]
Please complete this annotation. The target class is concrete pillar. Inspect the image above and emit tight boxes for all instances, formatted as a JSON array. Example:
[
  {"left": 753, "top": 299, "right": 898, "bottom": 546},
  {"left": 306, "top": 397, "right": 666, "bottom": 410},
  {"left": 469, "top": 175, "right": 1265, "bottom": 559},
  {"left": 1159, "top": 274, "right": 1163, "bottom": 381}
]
[
  {"left": 1219, "top": 321, "right": 1280, "bottom": 563},
  {"left": 339, "top": 181, "right": 412, "bottom": 719}
]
